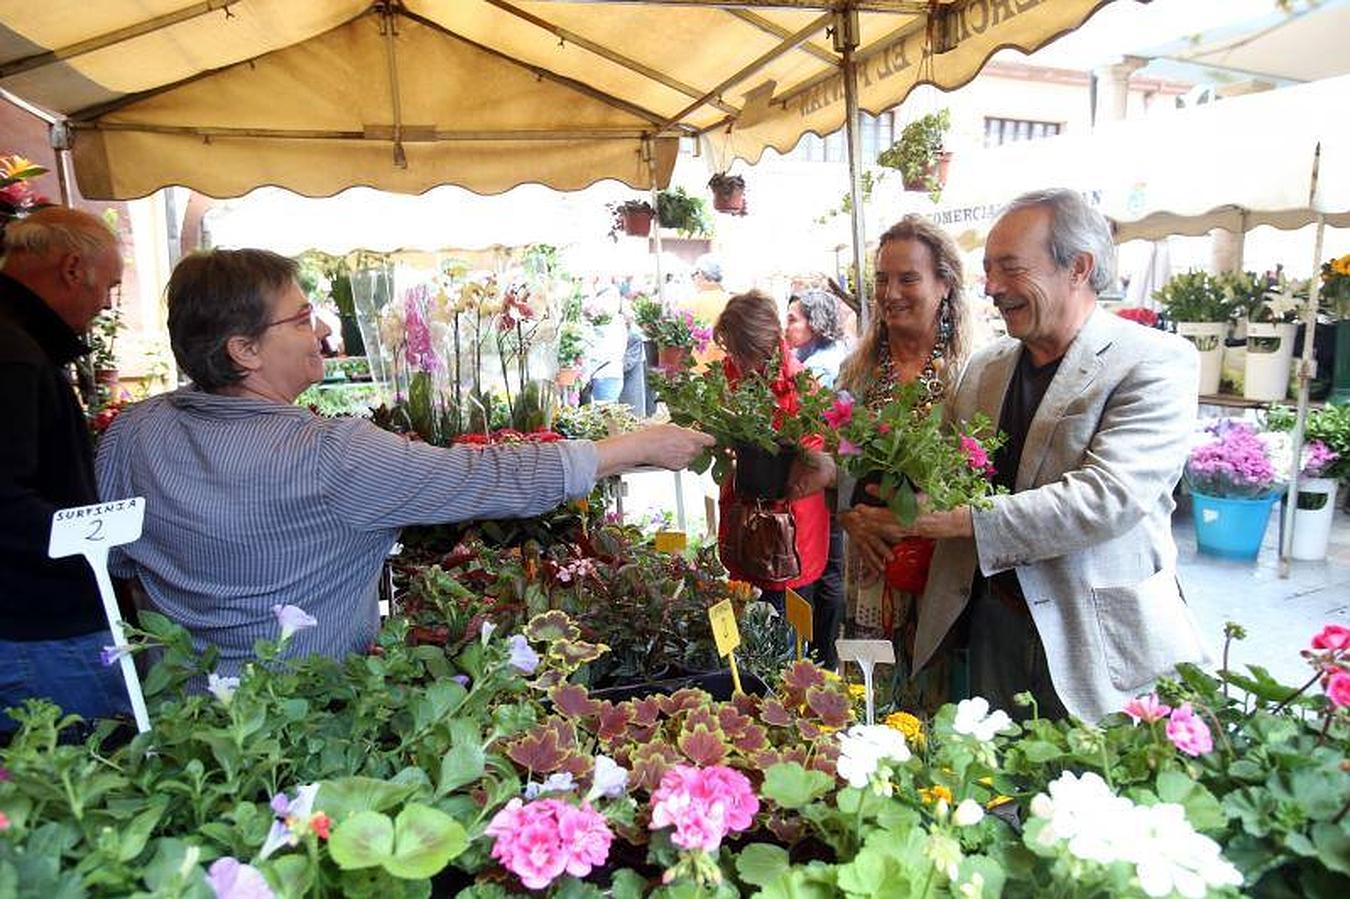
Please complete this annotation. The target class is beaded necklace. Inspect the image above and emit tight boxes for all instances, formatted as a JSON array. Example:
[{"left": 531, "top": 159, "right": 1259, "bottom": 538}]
[{"left": 865, "top": 330, "right": 948, "bottom": 416}]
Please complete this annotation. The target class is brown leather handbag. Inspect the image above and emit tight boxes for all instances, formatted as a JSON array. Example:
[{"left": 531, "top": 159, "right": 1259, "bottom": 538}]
[{"left": 721, "top": 497, "right": 801, "bottom": 584}]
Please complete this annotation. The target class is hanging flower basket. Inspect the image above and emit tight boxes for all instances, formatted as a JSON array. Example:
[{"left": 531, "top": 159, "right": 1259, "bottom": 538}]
[
  {"left": 902, "top": 151, "right": 953, "bottom": 193},
  {"left": 708, "top": 173, "right": 747, "bottom": 215},
  {"left": 621, "top": 207, "right": 654, "bottom": 237}
]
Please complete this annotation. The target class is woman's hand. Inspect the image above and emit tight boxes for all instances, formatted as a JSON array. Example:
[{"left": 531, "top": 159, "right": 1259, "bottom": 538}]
[
  {"left": 839, "top": 504, "right": 906, "bottom": 579},
  {"left": 786, "top": 449, "right": 836, "bottom": 500},
  {"left": 595, "top": 425, "right": 715, "bottom": 476}
]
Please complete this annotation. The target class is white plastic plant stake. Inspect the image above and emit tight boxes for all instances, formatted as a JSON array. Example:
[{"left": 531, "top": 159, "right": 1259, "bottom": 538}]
[
  {"left": 835, "top": 638, "right": 895, "bottom": 725},
  {"left": 48, "top": 497, "right": 151, "bottom": 733}
]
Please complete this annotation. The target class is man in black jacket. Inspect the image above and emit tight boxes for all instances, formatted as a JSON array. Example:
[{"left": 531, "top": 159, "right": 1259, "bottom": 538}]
[{"left": 0, "top": 206, "right": 128, "bottom": 735}]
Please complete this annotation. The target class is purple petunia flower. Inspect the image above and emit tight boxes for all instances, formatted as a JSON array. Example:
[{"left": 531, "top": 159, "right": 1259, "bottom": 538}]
[
  {"left": 507, "top": 634, "right": 541, "bottom": 675},
  {"left": 271, "top": 604, "right": 318, "bottom": 642}
]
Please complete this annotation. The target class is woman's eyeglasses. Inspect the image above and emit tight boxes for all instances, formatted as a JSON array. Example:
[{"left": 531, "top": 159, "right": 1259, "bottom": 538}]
[{"left": 265, "top": 303, "right": 317, "bottom": 330}]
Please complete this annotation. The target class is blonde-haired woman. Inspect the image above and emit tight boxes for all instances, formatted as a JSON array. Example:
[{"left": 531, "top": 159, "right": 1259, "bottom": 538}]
[{"left": 837, "top": 215, "right": 973, "bottom": 713}]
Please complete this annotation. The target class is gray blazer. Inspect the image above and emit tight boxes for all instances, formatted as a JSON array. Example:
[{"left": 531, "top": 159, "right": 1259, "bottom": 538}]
[{"left": 914, "top": 307, "right": 1212, "bottom": 722}]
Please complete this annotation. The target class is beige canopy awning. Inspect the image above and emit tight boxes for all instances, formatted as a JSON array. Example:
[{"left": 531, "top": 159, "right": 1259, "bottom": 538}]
[{"left": 0, "top": 0, "right": 1125, "bottom": 200}]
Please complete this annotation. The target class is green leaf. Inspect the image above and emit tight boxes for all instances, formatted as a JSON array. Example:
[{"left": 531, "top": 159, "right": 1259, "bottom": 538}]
[
  {"left": 1155, "top": 770, "right": 1226, "bottom": 833},
  {"left": 268, "top": 854, "right": 316, "bottom": 898},
  {"left": 760, "top": 763, "right": 835, "bottom": 810},
  {"left": 735, "top": 843, "right": 791, "bottom": 887},
  {"left": 117, "top": 800, "right": 167, "bottom": 862},
  {"left": 318, "top": 778, "right": 418, "bottom": 821},
  {"left": 383, "top": 804, "right": 467, "bottom": 879},
  {"left": 1311, "top": 822, "right": 1350, "bottom": 875},
  {"left": 609, "top": 869, "right": 649, "bottom": 899},
  {"left": 1019, "top": 740, "right": 1063, "bottom": 763},
  {"left": 329, "top": 811, "right": 395, "bottom": 870},
  {"left": 439, "top": 743, "right": 487, "bottom": 796}
]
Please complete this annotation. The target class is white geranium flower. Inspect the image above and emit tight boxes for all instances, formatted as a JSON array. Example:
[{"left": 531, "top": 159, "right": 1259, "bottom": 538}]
[
  {"left": 952, "top": 798, "right": 985, "bottom": 827},
  {"left": 1030, "top": 772, "right": 1243, "bottom": 897},
  {"left": 952, "top": 697, "right": 1013, "bottom": 742},
  {"left": 835, "top": 724, "right": 910, "bottom": 789}
]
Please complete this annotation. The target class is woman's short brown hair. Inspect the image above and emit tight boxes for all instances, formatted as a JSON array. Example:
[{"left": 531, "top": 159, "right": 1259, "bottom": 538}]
[
  {"left": 167, "top": 249, "right": 299, "bottom": 390},
  {"left": 714, "top": 290, "right": 781, "bottom": 371}
]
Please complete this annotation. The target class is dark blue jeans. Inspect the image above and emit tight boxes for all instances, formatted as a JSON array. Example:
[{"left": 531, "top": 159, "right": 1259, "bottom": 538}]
[{"left": 0, "top": 630, "right": 134, "bottom": 735}]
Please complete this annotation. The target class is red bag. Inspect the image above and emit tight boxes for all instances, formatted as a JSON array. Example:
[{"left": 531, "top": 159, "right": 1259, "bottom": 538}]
[{"left": 884, "top": 537, "right": 936, "bottom": 594}]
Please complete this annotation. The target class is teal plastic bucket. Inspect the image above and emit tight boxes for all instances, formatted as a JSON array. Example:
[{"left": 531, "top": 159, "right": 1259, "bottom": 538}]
[{"left": 1192, "top": 491, "right": 1280, "bottom": 560}]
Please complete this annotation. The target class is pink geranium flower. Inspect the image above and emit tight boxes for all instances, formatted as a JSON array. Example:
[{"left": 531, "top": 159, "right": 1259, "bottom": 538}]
[
  {"left": 1122, "top": 693, "right": 1172, "bottom": 725},
  {"left": 1325, "top": 670, "right": 1350, "bottom": 708},
  {"left": 1165, "top": 702, "right": 1214, "bottom": 757},
  {"left": 649, "top": 764, "right": 759, "bottom": 852},
  {"left": 1311, "top": 625, "right": 1350, "bottom": 653},
  {"left": 959, "top": 435, "right": 994, "bottom": 475},
  {"left": 838, "top": 438, "right": 861, "bottom": 457},
  {"left": 486, "top": 798, "right": 612, "bottom": 890},
  {"left": 823, "top": 392, "right": 854, "bottom": 429}
]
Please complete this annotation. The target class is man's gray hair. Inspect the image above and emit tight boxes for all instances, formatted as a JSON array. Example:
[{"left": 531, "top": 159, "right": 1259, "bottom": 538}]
[
  {"left": 3, "top": 206, "right": 118, "bottom": 260},
  {"left": 1001, "top": 188, "right": 1116, "bottom": 293}
]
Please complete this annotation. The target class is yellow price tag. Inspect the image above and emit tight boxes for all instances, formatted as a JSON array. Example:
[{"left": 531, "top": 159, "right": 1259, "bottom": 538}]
[
  {"left": 785, "top": 588, "right": 813, "bottom": 642},
  {"left": 707, "top": 599, "right": 741, "bottom": 656},
  {"left": 654, "top": 530, "right": 687, "bottom": 554}
]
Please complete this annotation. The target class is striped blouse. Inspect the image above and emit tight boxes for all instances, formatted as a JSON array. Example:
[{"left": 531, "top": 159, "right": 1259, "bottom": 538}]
[{"left": 95, "top": 388, "right": 597, "bottom": 674}]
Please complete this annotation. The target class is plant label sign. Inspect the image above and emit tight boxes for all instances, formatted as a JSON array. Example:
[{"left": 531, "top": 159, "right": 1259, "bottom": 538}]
[
  {"left": 835, "top": 639, "right": 895, "bottom": 726},
  {"left": 785, "top": 588, "right": 812, "bottom": 658},
  {"left": 707, "top": 599, "right": 744, "bottom": 695},
  {"left": 48, "top": 497, "right": 151, "bottom": 733},
  {"left": 654, "top": 530, "right": 687, "bottom": 554}
]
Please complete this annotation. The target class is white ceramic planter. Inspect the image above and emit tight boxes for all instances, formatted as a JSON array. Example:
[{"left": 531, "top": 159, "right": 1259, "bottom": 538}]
[
  {"left": 1292, "top": 477, "right": 1339, "bottom": 561},
  {"left": 1176, "top": 321, "right": 1228, "bottom": 395},
  {"left": 1243, "top": 322, "right": 1298, "bottom": 401}
]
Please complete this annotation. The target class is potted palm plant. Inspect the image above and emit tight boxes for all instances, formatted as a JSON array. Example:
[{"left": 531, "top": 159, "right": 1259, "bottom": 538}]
[
  {"left": 878, "top": 109, "right": 951, "bottom": 202},
  {"left": 707, "top": 172, "right": 747, "bottom": 215},
  {"left": 1154, "top": 270, "right": 1233, "bottom": 395}
]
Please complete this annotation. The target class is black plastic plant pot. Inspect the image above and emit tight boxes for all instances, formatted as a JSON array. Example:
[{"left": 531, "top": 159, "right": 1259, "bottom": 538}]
[
  {"left": 850, "top": 471, "right": 887, "bottom": 508},
  {"left": 733, "top": 442, "right": 797, "bottom": 500}
]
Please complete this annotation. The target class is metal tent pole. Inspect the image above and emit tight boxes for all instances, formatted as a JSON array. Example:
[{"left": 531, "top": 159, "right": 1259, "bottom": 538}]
[
  {"left": 834, "top": 8, "right": 868, "bottom": 325},
  {"left": 1279, "top": 142, "right": 1328, "bottom": 574},
  {"left": 1278, "top": 211, "right": 1325, "bottom": 575}
]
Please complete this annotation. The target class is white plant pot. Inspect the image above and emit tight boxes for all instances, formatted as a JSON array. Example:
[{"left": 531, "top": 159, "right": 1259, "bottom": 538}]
[
  {"left": 1243, "top": 322, "right": 1298, "bottom": 401},
  {"left": 1291, "top": 477, "right": 1339, "bottom": 561},
  {"left": 1176, "top": 321, "right": 1228, "bottom": 396}
]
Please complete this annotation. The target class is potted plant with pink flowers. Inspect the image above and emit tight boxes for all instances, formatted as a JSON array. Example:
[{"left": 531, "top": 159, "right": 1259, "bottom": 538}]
[
  {"left": 1184, "top": 420, "right": 1287, "bottom": 560},
  {"left": 821, "top": 382, "right": 1005, "bottom": 593}
]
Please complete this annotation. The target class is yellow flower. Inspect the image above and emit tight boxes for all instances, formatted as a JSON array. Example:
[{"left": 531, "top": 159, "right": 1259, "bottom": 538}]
[
  {"left": 919, "top": 784, "right": 953, "bottom": 805},
  {"left": 0, "top": 155, "right": 34, "bottom": 178},
  {"left": 726, "top": 580, "right": 756, "bottom": 602},
  {"left": 848, "top": 683, "right": 867, "bottom": 701},
  {"left": 885, "top": 711, "right": 925, "bottom": 747}
]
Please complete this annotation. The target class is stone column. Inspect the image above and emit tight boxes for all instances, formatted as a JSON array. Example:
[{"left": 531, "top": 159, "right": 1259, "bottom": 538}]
[{"left": 1092, "top": 56, "right": 1148, "bottom": 126}]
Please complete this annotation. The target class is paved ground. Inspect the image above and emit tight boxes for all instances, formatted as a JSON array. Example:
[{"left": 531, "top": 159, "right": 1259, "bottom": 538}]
[{"left": 1175, "top": 496, "right": 1350, "bottom": 688}]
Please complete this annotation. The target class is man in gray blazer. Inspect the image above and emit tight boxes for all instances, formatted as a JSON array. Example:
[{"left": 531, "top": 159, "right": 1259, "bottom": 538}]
[{"left": 878, "top": 189, "right": 1210, "bottom": 723}]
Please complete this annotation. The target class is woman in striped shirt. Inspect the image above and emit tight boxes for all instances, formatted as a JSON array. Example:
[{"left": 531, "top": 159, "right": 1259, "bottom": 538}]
[{"left": 96, "top": 249, "right": 711, "bottom": 674}]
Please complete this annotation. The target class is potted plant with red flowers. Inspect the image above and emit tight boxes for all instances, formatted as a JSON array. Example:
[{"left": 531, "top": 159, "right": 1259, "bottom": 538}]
[
  {"left": 707, "top": 172, "right": 747, "bottom": 215},
  {"left": 823, "top": 382, "right": 1005, "bottom": 593}
]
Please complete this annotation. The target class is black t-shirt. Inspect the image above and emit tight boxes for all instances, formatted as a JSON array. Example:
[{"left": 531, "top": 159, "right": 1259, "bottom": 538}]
[
  {"left": 985, "top": 349, "right": 1062, "bottom": 602},
  {"left": 0, "top": 272, "right": 106, "bottom": 640}
]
